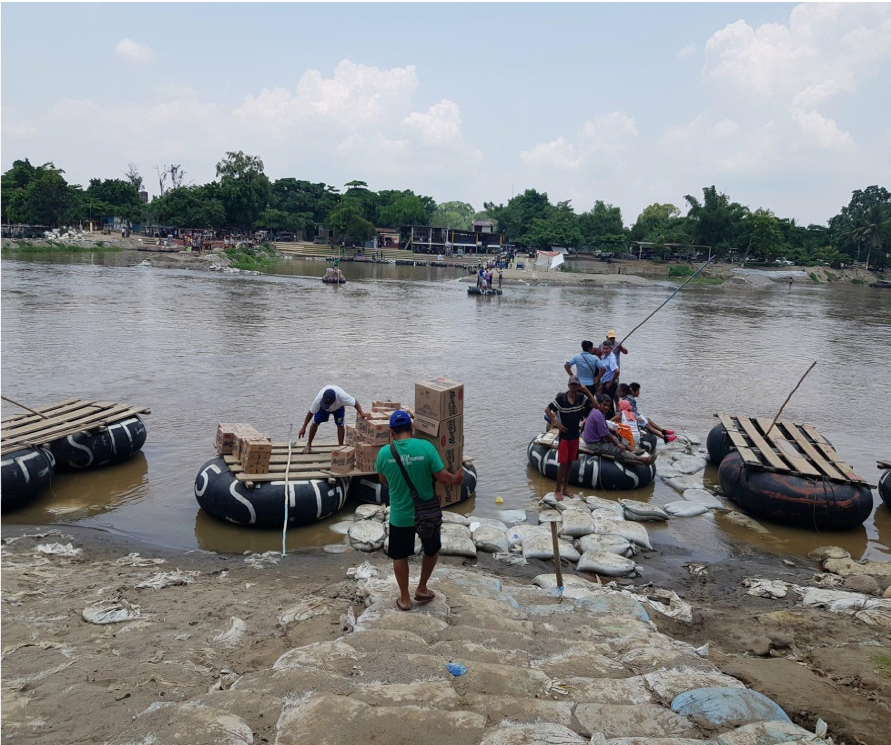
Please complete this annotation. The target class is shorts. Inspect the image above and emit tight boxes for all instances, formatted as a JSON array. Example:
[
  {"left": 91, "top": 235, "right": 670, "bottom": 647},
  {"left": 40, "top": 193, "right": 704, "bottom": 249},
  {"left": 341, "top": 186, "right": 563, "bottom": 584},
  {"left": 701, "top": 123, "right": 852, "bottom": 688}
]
[
  {"left": 557, "top": 437, "right": 580, "bottom": 464},
  {"left": 387, "top": 523, "right": 441, "bottom": 560},
  {"left": 313, "top": 406, "right": 345, "bottom": 426}
]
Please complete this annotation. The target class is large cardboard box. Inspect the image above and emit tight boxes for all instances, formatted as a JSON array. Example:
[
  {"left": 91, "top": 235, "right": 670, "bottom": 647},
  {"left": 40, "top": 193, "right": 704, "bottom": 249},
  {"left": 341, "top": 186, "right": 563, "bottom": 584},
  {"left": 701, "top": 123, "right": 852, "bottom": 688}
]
[
  {"left": 240, "top": 439, "right": 272, "bottom": 473},
  {"left": 435, "top": 480, "right": 463, "bottom": 507},
  {"left": 415, "top": 378, "right": 464, "bottom": 420},
  {"left": 362, "top": 420, "right": 392, "bottom": 447},
  {"left": 330, "top": 446, "right": 356, "bottom": 474},
  {"left": 414, "top": 414, "right": 463, "bottom": 448},
  {"left": 436, "top": 444, "right": 463, "bottom": 474},
  {"left": 355, "top": 442, "right": 384, "bottom": 473},
  {"left": 371, "top": 400, "right": 401, "bottom": 412}
]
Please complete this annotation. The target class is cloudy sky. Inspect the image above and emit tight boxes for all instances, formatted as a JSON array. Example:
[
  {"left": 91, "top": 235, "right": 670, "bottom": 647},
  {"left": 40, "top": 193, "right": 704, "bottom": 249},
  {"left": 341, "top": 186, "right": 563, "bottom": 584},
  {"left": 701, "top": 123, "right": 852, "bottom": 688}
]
[{"left": 3, "top": 2, "right": 889, "bottom": 225}]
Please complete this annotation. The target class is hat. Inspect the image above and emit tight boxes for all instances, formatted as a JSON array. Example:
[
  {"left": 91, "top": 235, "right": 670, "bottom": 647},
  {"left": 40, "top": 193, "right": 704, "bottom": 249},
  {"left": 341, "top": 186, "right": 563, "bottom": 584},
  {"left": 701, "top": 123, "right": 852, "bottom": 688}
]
[
  {"left": 607, "top": 330, "right": 617, "bottom": 338},
  {"left": 618, "top": 399, "right": 636, "bottom": 419},
  {"left": 321, "top": 388, "right": 337, "bottom": 405},
  {"left": 389, "top": 410, "right": 412, "bottom": 428},
  {"left": 568, "top": 375, "right": 581, "bottom": 385}
]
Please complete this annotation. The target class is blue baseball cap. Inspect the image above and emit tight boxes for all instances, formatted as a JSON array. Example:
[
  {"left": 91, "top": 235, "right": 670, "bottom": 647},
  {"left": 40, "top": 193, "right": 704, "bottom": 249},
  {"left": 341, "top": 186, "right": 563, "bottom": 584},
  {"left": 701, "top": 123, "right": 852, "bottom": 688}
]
[
  {"left": 389, "top": 410, "right": 412, "bottom": 428},
  {"left": 321, "top": 388, "right": 337, "bottom": 404}
]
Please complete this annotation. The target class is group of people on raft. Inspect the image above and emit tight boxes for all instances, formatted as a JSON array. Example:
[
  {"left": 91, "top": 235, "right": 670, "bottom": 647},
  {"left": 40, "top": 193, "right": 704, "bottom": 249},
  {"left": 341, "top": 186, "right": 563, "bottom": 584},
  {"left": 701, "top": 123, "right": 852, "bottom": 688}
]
[{"left": 546, "top": 330, "right": 676, "bottom": 500}]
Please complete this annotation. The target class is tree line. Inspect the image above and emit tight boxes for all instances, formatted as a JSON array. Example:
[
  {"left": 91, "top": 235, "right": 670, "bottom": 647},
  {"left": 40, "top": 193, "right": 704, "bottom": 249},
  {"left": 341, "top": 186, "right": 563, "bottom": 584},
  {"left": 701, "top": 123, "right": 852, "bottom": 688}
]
[{"left": 2, "top": 151, "right": 889, "bottom": 267}]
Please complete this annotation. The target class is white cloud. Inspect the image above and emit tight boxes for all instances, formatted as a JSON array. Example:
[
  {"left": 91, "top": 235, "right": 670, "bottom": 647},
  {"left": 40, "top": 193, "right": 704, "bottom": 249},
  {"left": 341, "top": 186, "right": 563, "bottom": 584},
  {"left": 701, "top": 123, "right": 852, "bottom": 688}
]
[
  {"left": 520, "top": 137, "right": 580, "bottom": 170},
  {"left": 402, "top": 99, "right": 464, "bottom": 148},
  {"left": 115, "top": 38, "right": 154, "bottom": 63},
  {"left": 2, "top": 122, "right": 37, "bottom": 139},
  {"left": 677, "top": 43, "right": 698, "bottom": 60},
  {"left": 792, "top": 109, "right": 853, "bottom": 150},
  {"left": 520, "top": 112, "right": 638, "bottom": 172}
]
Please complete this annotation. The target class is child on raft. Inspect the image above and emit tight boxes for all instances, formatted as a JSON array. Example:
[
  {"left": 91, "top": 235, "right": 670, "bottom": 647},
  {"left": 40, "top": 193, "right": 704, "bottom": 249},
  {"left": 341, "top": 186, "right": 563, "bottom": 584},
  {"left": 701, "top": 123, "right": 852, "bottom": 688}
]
[{"left": 618, "top": 382, "right": 677, "bottom": 443}]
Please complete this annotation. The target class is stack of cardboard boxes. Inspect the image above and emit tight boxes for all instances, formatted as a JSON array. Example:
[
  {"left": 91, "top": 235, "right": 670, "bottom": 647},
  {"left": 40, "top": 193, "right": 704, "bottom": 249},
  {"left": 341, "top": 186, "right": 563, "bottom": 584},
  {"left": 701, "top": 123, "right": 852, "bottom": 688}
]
[
  {"left": 216, "top": 423, "right": 273, "bottom": 474},
  {"left": 333, "top": 401, "right": 401, "bottom": 474},
  {"left": 414, "top": 377, "right": 465, "bottom": 506}
]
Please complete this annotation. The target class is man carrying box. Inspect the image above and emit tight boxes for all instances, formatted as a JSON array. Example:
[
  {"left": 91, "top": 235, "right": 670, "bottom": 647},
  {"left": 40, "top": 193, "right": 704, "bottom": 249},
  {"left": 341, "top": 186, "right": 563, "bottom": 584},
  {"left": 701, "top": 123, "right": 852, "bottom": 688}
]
[
  {"left": 298, "top": 385, "right": 370, "bottom": 454},
  {"left": 375, "top": 410, "right": 464, "bottom": 612}
]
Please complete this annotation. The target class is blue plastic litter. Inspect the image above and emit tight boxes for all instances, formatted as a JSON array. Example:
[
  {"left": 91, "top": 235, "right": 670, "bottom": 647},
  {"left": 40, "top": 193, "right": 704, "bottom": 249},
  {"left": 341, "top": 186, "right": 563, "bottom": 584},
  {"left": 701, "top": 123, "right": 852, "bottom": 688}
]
[
  {"left": 445, "top": 663, "right": 467, "bottom": 677},
  {"left": 671, "top": 687, "right": 791, "bottom": 728}
]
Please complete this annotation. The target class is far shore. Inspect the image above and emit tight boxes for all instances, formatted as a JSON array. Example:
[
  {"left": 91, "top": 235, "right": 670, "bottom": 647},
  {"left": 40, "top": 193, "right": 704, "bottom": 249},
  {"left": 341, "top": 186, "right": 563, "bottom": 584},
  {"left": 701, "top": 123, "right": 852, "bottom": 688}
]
[{"left": 2, "top": 235, "right": 880, "bottom": 288}]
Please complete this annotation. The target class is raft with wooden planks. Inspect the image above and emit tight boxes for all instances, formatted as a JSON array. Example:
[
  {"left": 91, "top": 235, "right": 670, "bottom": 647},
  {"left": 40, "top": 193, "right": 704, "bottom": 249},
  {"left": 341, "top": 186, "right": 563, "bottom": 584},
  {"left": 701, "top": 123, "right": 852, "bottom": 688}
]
[
  {"left": 1, "top": 398, "right": 150, "bottom": 512},
  {"left": 194, "top": 441, "right": 352, "bottom": 528},
  {"left": 527, "top": 430, "right": 657, "bottom": 491},
  {"left": 708, "top": 414, "right": 874, "bottom": 530},
  {"left": 879, "top": 460, "right": 891, "bottom": 508}
]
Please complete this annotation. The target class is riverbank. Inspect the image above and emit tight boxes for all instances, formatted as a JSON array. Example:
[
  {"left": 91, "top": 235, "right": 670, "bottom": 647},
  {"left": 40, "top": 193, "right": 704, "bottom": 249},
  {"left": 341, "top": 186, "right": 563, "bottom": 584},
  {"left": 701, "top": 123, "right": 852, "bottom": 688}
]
[{"left": 2, "top": 523, "right": 888, "bottom": 745}]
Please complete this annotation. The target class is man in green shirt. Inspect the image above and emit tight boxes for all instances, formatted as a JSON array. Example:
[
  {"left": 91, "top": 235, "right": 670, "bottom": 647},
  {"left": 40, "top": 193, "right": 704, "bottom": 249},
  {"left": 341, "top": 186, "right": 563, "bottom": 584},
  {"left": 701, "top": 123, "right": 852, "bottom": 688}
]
[{"left": 375, "top": 410, "right": 464, "bottom": 612}]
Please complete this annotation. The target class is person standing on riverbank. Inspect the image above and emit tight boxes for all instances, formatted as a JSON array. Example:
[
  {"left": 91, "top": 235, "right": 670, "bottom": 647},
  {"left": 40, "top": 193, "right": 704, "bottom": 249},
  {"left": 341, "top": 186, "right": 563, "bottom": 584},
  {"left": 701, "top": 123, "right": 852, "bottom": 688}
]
[
  {"left": 375, "top": 410, "right": 464, "bottom": 611},
  {"left": 564, "top": 340, "right": 603, "bottom": 391},
  {"left": 545, "top": 376, "right": 596, "bottom": 500},
  {"left": 298, "top": 385, "right": 369, "bottom": 454}
]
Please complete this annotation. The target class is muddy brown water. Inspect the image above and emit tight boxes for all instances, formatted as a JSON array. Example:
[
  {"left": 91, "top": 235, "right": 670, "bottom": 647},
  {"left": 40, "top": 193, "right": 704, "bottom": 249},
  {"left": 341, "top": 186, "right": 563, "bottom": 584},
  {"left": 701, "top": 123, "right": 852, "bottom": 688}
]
[{"left": 2, "top": 251, "right": 890, "bottom": 564}]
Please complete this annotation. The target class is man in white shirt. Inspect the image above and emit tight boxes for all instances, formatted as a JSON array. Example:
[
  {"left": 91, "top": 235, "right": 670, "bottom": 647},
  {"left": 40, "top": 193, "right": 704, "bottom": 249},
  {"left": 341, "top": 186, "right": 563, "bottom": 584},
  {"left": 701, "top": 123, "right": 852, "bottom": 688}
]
[{"left": 298, "top": 385, "right": 369, "bottom": 454}]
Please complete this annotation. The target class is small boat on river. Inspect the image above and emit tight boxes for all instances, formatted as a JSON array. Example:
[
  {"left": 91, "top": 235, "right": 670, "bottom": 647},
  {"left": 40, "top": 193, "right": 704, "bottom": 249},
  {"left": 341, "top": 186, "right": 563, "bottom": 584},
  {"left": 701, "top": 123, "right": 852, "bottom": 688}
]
[
  {"left": 527, "top": 431, "right": 657, "bottom": 491},
  {"left": 708, "top": 415, "right": 874, "bottom": 530},
  {"left": 869, "top": 279, "right": 891, "bottom": 289}
]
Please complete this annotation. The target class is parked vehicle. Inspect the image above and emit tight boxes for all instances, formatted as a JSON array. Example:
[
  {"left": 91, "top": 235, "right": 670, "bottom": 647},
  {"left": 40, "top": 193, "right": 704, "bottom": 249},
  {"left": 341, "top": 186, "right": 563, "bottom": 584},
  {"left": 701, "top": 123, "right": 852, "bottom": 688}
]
[{"left": 775, "top": 258, "right": 794, "bottom": 266}]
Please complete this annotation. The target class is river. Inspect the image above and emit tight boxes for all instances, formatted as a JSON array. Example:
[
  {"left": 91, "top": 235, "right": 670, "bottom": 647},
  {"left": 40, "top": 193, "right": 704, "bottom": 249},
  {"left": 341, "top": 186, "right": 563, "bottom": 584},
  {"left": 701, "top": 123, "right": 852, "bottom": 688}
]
[{"left": 2, "top": 252, "right": 890, "bottom": 564}]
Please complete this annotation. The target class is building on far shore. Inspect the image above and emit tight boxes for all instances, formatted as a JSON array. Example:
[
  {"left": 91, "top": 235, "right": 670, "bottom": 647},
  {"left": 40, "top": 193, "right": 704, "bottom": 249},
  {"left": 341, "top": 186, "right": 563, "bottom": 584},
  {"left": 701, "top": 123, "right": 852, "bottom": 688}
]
[{"left": 399, "top": 225, "right": 504, "bottom": 254}]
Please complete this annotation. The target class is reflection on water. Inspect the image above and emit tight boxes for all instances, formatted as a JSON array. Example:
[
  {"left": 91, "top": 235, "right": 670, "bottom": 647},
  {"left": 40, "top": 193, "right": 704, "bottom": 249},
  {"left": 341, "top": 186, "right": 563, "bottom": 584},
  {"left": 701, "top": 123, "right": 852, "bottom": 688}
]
[{"left": 2, "top": 254, "right": 889, "bottom": 561}]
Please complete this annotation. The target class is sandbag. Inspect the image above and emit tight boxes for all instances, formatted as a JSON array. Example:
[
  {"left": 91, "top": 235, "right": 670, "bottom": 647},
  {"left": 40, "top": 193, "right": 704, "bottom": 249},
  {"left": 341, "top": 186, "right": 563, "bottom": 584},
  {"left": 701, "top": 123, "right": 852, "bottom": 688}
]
[
  {"left": 577, "top": 550, "right": 638, "bottom": 577},
  {"left": 670, "top": 687, "right": 791, "bottom": 728},
  {"left": 538, "top": 509, "right": 562, "bottom": 523},
  {"left": 591, "top": 517, "right": 653, "bottom": 550},
  {"left": 682, "top": 488, "right": 724, "bottom": 509},
  {"left": 666, "top": 453, "right": 708, "bottom": 474},
  {"left": 507, "top": 523, "right": 548, "bottom": 547},
  {"left": 621, "top": 499, "right": 669, "bottom": 522},
  {"left": 559, "top": 510, "right": 598, "bottom": 537},
  {"left": 577, "top": 533, "right": 636, "bottom": 557},
  {"left": 468, "top": 516, "right": 508, "bottom": 533},
  {"left": 522, "top": 534, "right": 580, "bottom": 562},
  {"left": 440, "top": 523, "right": 477, "bottom": 558},
  {"left": 348, "top": 520, "right": 386, "bottom": 552},
  {"left": 715, "top": 720, "right": 823, "bottom": 745},
  {"left": 498, "top": 509, "right": 527, "bottom": 525},
  {"left": 473, "top": 526, "right": 510, "bottom": 553},
  {"left": 441, "top": 512, "right": 470, "bottom": 525},
  {"left": 480, "top": 722, "right": 587, "bottom": 745},
  {"left": 664, "top": 501, "right": 709, "bottom": 517},
  {"left": 354, "top": 504, "right": 386, "bottom": 521},
  {"left": 584, "top": 495, "right": 623, "bottom": 514},
  {"left": 663, "top": 475, "right": 704, "bottom": 493}
]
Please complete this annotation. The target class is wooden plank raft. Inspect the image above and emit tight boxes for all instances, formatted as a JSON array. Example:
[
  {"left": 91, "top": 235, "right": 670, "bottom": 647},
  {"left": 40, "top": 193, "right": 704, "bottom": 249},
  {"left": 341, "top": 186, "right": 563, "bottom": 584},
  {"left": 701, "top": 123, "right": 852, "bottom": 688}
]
[
  {"left": 223, "top": 441, "right": 376, "bottom": 483},
  {"left": 715, "top": 414, "right": 871, "bottom": 487},
  {"left": 1, "top": 398, "right": 151, "bottom": 455}
]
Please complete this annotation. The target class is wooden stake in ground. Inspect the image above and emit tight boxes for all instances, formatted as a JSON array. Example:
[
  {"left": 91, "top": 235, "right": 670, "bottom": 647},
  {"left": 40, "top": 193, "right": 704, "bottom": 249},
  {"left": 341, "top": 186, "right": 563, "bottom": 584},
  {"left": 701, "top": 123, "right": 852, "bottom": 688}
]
[
  {"left": 1, "top": 395, "right": 49, "bottom": 419},
  {"left": 764, "top": 361, "right": 817, "bottom": 437},
  {"left": 549, "top": 521, "right": 564, "bottom": 602}
]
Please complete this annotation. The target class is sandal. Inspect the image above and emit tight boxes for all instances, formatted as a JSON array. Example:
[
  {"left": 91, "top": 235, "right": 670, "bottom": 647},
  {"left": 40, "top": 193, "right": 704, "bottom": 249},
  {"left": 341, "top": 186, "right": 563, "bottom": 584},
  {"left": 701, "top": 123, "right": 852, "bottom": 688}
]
[
  {"left": 414, "top": 591, "right": 435, "bottom": 605},
  {"left": 396, "top": 598, "right": 412, "bottom": 611},
  {"left": 301, "top": 446, "right": 312, "bottom": 454}
]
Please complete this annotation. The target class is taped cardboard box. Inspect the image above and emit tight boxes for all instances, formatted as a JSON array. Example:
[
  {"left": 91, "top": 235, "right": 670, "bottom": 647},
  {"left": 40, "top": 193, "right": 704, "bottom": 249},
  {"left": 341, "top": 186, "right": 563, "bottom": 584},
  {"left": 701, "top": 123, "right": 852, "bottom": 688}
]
[
  {"left": 415, "top": 378, "right": 464, "bottom": 420},
  {"left": 435, "top": 480, "right": 463, "bottom": 507},
  {"left": 362, "top": 420, "right": 392, "bottom": 446},
  {"left": 437, "top": 445, "right": 463, "bottom": 474},
  {"left": 330, "top": 446, "right": 356, "bottom": 474},
  {"left": 414, "top": 414, "right": 463, "bottom": 448},
  {"left": 355, "top": 442, "right": 384, "bottom": 473}
]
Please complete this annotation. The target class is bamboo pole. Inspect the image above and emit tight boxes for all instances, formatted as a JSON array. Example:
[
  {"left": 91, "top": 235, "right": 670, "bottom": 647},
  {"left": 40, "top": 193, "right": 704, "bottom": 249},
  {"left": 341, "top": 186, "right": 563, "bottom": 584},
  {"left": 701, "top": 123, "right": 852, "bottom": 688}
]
[
  {"left": 764, "top": 361, "right": 817, "bottom": 437},
  {"left": 1, "top": 395, "right": 49, "bottom": 419},
  {"left": 549, "top": 521, "right": 564, "bottom": 602}
]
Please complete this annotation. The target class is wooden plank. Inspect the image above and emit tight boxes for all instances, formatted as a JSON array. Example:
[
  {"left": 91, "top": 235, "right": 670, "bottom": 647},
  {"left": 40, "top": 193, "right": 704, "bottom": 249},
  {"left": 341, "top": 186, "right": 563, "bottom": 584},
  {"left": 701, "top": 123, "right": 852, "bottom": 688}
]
[
  {"left": 755, "top": 417, "right": 822, "bottom": 477},
  {"left": 736, "top": 416, "right": 790, "bottom": 472},
  {"left": 1, "top": 400, "right": 148, "bottom": 442},
  {"left": 0, "top": 405, "right": 145, "bottom": 451},
  {"left": 716, "top": 413, "right": 739, "bottom": 432},
  {"left": 799, "top": 425, "right": 866, "bottom": 484},
  {"left": 234, "top": 470, "right": 338, "bottom": 483},
  {"left": 0, "top": 400, "right": 111, "bottom": 437},
  {"left": 1, "top": 397, "right": 84, "bottom": 425},
  {"left": 878, "top": 459, "right": 891, "bottom": 470},
  {"left": 321, "top": 469, "right": 377, "bottom": 478},
  {"left": 723, "top": 428, "right": 763, "bottom": 467},
  {"left": 777, "top": 420, "right": 847, "bottom": 481}
]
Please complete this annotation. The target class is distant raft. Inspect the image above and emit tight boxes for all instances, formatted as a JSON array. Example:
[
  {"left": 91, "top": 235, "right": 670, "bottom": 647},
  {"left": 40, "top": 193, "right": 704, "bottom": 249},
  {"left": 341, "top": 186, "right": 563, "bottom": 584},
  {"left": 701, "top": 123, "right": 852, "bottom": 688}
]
[
  {"left": 1, "top": 446, "right": 55, "bottom": 512},
  {"left": 468, "top": 287, "right": 502, "bottom": 296},
  {"left": 50, "top": 416, "right": 147, "bottom": 470},
  {"left": 194, "top": 456, "right": 350, "bottom": 528},
  {"left": 350, "top": 462, "right": 478, "bottom": 506},
  {"left": 527, "top": 436, "right": 656, "bottom": 491}
]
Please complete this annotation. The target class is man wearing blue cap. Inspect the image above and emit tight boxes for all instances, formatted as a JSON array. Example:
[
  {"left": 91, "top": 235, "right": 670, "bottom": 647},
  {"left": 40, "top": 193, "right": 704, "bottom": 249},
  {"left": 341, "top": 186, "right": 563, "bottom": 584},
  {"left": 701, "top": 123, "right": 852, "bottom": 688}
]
[
  {"left": 298, "top": 384, "right": 369, "bottom": 454},
  {"left": 376, "top": 410, "right": 464, "bottom": 612}
]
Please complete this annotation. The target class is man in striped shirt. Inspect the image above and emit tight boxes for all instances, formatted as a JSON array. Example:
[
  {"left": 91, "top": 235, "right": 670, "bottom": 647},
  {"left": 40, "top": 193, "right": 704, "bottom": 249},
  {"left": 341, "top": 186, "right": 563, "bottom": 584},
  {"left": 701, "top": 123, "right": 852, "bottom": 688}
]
[{"left": 545, "top": 376, "right": 596, "bottom": 501}]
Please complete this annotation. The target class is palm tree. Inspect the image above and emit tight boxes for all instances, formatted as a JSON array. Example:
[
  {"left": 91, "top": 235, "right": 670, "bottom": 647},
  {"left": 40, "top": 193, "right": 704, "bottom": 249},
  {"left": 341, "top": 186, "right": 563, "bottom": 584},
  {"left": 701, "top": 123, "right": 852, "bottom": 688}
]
[{"left": 849, "top": 204, "right": 889, "bottom": 268}]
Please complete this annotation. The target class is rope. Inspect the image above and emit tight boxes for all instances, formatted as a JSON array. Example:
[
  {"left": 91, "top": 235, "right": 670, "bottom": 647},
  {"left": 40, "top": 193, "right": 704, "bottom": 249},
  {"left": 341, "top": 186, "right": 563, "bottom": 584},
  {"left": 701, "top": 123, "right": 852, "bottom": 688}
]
[{"left": 282, "top": 424, "right": 294, "bottom": 556}]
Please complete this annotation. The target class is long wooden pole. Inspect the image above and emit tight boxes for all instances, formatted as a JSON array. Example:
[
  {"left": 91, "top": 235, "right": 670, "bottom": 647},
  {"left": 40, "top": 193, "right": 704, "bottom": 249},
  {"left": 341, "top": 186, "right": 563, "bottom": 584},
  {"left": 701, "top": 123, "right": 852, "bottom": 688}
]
[
  {"left": 1, "top": 395, "right": 49, "bottom": 419},
  {"left": 615, "top": 257, "right": 715, "bottom": 352},
  {"left": 549, "top": 521, "right": 564, "bottom": 602},
  {"left": 764, "top": 361, "right": 817, "bottom": 437}
]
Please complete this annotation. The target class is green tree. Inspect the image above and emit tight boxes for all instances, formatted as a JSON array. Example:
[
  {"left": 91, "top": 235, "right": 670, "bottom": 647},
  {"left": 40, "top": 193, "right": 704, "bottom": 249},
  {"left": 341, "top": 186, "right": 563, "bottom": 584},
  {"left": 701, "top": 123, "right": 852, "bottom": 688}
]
[
  {"left": 738, "top": 209, "right": 786, "bottom": 264},
  {"left": 376, "top": 194, "right": 430, "bottom": 227},
  {"left": 327, "top": 201, "right": 376, "bottom": 245},
  {"left": 86, "top": 178, "right": 143, "bottom": 223},
  {"left": 828, "top": 185, "right": 890, "bottom": 262},
  {"left": 149, "top": 185, "right": 225, "bottom": 228},
  {"left": 431, "top": 201, "right": 475, "bottom": 229},
  {"left": 484, "top": 189, "right": 551, "bottom": 242},
  {"left": 630, "top": 203, "right": 681, "bottom": 241},
  {"left": 578, "top": 200, "right": 626, "bottom": 249},
  {"left": 4, "top": 163, "right": 74, "bottom": 226},
  {"left": 849, "top": 204, "right": 890, "bottom": 268},
  {"left": 522, "top": 201, "right": 583, "bottom": 249},
  {"left": 216, "top": 151, "right": 273, "bottom": 229},
  {"left": 684, "top": 186, "right": 748, "bottom": 256},
  {"left": 341, "top": 180, "right": 378, "bottom": 223}
]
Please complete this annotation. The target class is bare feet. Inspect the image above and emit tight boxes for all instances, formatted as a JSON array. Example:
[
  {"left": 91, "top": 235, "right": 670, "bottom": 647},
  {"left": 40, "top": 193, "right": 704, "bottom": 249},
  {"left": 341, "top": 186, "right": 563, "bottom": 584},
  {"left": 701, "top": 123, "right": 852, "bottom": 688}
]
[
  {"left": 301, "top": 446, "right": 312, "bottom": 454},
  {"left": 554, "top": 492, "right": 564, "bottom": 502}
]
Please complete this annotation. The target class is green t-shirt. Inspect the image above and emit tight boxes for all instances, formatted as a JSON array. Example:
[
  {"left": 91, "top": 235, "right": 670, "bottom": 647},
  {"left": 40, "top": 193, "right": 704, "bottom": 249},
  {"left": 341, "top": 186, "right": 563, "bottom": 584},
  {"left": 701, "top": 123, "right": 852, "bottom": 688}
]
[{"left": 375, "top": 438, "right": 445, "bottom": 528}]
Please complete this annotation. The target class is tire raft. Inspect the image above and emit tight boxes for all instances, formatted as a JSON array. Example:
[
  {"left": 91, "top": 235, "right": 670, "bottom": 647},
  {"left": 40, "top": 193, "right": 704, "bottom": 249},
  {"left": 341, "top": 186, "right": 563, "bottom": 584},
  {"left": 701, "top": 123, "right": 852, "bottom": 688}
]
[
  {"left": 706, "top": 423, "right": 733, "bottom": 466},
  {"left": 718, "top": 451, "right": 874, "bottom": 530},
  {"left": 351, "top": 462, "right": 478, "bottom": 506},
  {"left": 194, "top": 457, "right": 350, "bottom": 528},
  {"left": 527, "top": 438, "right": 656, "bottom": 491},
  {"left": 50, "top": 416, "right": 147, "bottom": 470},
  {"left": 879, "top": 468, "right": 891, "bottom": 508},
  {"left": 1, "top": 446, "right": 56, "bottom": 513}
]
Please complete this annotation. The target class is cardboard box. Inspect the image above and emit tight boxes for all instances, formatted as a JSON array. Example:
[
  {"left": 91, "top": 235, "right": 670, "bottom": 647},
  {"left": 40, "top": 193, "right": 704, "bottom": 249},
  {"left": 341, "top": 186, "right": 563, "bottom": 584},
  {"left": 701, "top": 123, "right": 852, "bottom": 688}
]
[
  {"left": 435, "top": 444, "right": 463, "bottom": 474},
  {"left": 330, "top": 446, "right": 356, "bottom": 474},
  {"left": 362, "top": 420, "right": 392, "bottom": 446},
  {"left": 371, "top": 400, "right": 401, "bottom": 412},
  {"left": 414, "top": 414, "right": 463, "bottom": 448},
  {"left": 355, "top": 442, "right": 384, "bottom": 473},
  {"left": 435, "top": 480, "right": 464, "bottom": 507},
  {"left": 415, "top": 378, "right": 464, "bottom": 420},
  {"left": 217, "top": 423, "right": 264, "bottom": 455},
  {"left": 344, "top": 425, "right": 358, "bottom": 447}
]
